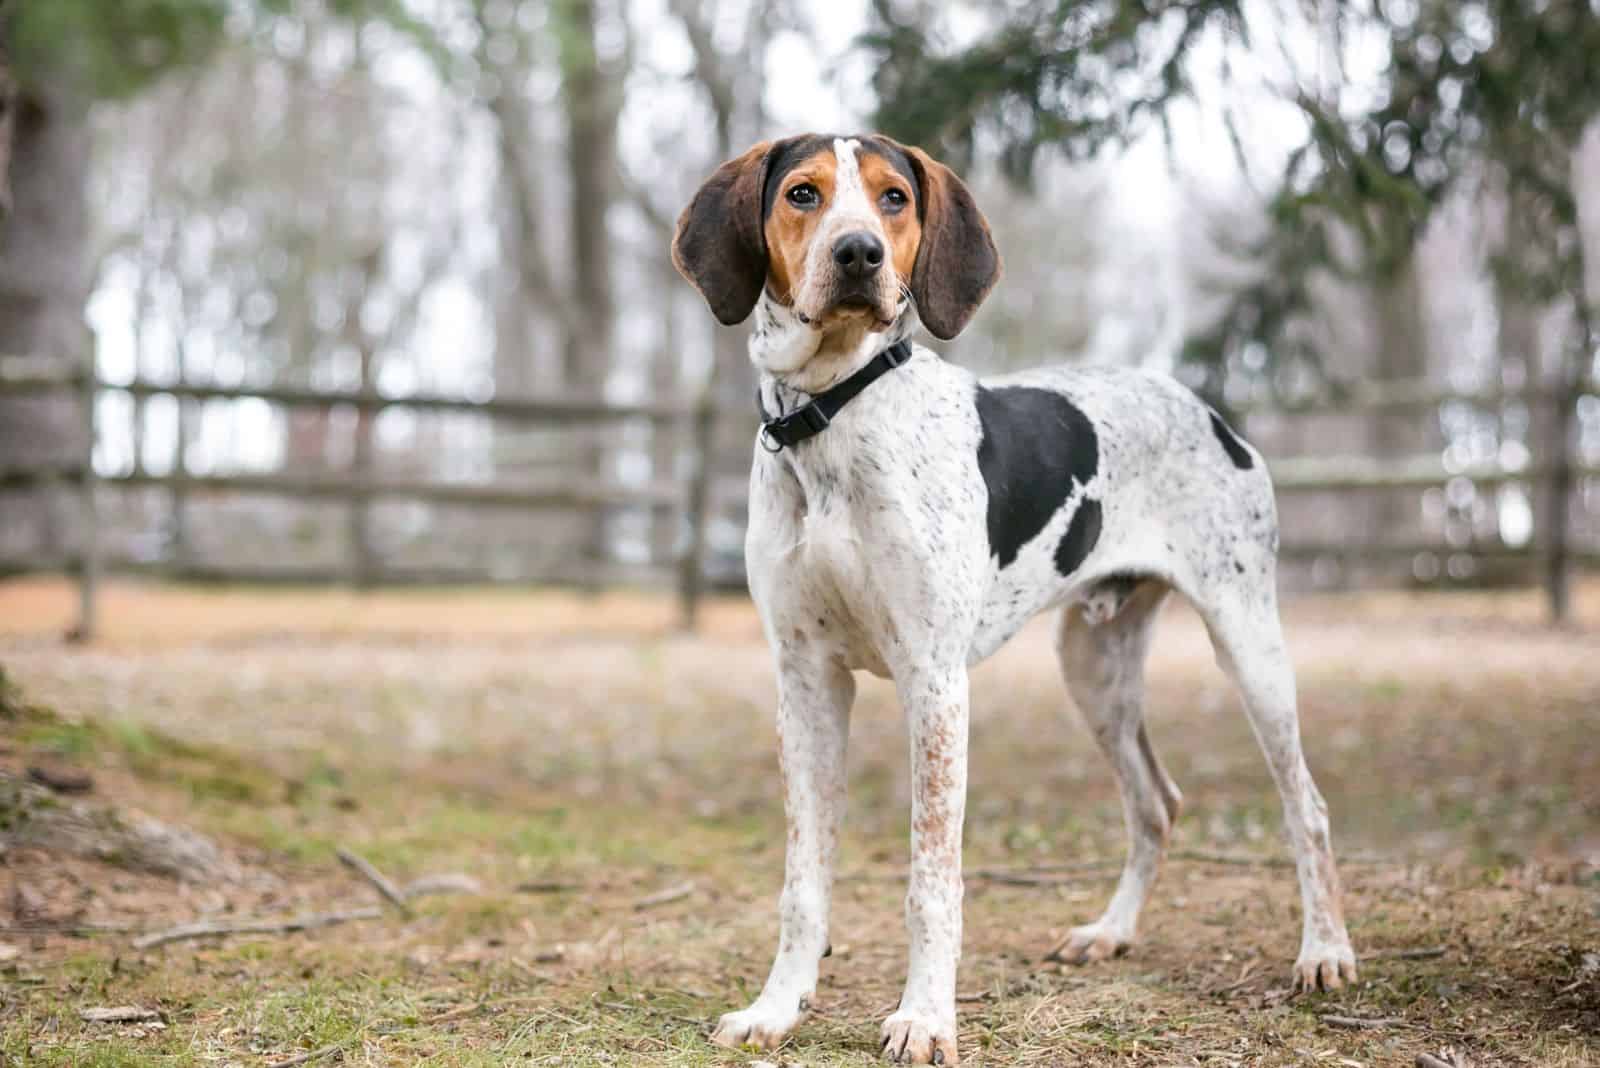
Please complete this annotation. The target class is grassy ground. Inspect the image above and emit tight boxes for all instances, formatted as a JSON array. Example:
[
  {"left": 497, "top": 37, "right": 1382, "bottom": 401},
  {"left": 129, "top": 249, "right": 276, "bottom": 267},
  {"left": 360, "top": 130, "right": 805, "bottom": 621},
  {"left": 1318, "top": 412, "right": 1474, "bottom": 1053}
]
[{"left": 0, "top": 576, "right": 1597, "bottom": 1066}]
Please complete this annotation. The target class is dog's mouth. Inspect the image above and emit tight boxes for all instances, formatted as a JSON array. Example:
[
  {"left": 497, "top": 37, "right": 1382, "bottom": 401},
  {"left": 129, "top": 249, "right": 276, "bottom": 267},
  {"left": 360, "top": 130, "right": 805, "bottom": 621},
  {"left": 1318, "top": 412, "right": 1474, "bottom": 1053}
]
[{"left": 816, "top": 288, "right": 897, "bottom": 328}]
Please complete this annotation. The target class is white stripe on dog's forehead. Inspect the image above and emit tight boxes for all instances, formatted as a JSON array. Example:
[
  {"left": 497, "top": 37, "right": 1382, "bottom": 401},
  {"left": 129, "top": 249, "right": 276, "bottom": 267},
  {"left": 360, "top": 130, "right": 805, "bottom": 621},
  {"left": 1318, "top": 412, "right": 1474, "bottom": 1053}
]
[{"left": 832, "top": 138, "right": 863, "bottom": 193}]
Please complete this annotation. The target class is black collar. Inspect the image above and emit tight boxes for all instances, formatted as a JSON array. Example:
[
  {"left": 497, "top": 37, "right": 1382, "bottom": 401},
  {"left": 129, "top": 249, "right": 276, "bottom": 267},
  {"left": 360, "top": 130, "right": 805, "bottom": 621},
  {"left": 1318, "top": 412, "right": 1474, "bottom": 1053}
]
[{"left": 757, "top": 339, "right": 913, "bottom": 452}]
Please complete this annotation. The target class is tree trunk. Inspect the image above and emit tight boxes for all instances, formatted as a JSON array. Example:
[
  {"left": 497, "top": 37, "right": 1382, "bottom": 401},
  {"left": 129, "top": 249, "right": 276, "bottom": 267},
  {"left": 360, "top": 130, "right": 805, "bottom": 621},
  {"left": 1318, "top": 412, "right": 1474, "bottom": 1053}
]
[
  {"left": 0, "top": 68, "right": 92, "bottom": 561},
  {"left": 558, "top": 0, "right": 617, "bottom": 393},
  {"left": 1367, "top": 256, "right": 1431, "bottom": 548},
  {"left": 557, "top": 0, "right": 621, "bottom": 560},
  {"left": 0, "top": 23, "right": 17, "bottom": 222}
]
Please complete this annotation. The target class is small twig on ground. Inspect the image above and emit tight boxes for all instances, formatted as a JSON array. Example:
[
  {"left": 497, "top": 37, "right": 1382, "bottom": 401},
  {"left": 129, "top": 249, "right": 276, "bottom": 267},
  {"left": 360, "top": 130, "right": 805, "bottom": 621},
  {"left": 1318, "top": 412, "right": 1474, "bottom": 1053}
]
[
  {"left": 424, "top": 1003, "right": 484, "bottom": 1025},
  {"left": 970, "top": 868, "right": 1104, "bottom": 887},
  {"left": 977, "top": 859, "right": 1119, "bottom": 876},
  {"left": 266, "top": 1041, "right": 348, "bottom": 1068},
  {"left": 402, "top": 873, "right": 483, "bottom": 899},
  {"left": 1170, "top": 849, "right": 1296, "bottom": 869},
  {"left": 846, "top": 859, "right": 1120, "bottom": 884},
  {"left": 1417, "top": 1054, "right": 1471, "bottom": 1068},
  {"left": 0, "top": 923, "right": 143, "bottom": 935},
  {"left": 79, "top": 1006, "right": 161, "bottom": 1024},
  {"left": 1321, "top": 1014, "right": 1409, "bottom": 1030},
  {"left": 633, "top": 881, "right": 694, "bottom": 910},
  {"left": 598, "top": 999, "right": 706, "bottom": 1030},
  {"left": 1365, "top": 946, "right": 1449, "bottom": 961},
  {"left": 336, "top": 847, "right": 412, "bottom": 917},
  {"left": 1169, "top": 848, "right": 1387, "bottom": 868},
  {"left": 1212, "top": 959, "right": 1261, "bottom": 994},
  {"left": 132, "top": 907, "right": 382, "bottom": 950},
  {"left": 511, "top": 949, "right": 566, "bottom": 974},
  {"left": 515, "top": 880, "right": 581, "bottom": 894}
]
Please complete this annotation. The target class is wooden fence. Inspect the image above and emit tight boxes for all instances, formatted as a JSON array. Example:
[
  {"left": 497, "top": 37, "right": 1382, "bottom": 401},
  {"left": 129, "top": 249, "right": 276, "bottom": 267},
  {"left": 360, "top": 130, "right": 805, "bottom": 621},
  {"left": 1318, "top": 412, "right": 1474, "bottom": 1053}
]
[
  {"left": 1, "top": 352, "right": 1595, "bottom": 640},
  {"left": 0, "top": 354, "right": 727, "bottom": 639},
  {"left": 1235, "top": 372, "right": 1598, "bottom": 620}
]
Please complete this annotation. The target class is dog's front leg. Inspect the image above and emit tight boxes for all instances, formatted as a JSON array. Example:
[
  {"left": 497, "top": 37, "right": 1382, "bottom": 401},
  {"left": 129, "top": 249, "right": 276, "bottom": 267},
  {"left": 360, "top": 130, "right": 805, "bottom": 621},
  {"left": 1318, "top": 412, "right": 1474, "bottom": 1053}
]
[
  {"left": 882, "top": 665, "right": 968, "bottom": 1066},
  {"left": 712, "top": 653, "right": 854, "bottom": 1052}
]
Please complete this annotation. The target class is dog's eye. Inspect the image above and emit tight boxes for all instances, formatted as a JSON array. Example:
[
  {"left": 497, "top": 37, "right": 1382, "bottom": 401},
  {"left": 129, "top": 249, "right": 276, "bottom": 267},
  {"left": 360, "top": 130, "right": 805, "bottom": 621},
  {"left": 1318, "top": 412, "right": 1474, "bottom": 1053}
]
[
  {"left": 786, "top": 183, "right": 820, "bottom": 208},
  {"left": 880, "top": 187, "right": 909, "bottom": 212}
]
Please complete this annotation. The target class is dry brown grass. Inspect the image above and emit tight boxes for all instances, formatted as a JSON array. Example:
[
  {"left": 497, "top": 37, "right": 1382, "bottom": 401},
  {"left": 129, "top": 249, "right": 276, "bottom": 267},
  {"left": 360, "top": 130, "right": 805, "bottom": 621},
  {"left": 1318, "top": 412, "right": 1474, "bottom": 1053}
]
[{"left": 1, "top": 577, "right": 1597, "bottom": 1066}]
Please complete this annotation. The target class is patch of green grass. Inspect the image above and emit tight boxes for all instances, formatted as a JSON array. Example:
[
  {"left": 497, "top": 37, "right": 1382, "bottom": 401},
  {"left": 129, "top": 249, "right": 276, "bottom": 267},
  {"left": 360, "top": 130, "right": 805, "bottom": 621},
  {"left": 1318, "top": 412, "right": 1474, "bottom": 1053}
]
[
  {"left": 231, "top": 813, "right": 340, "bottom": 862},
  {"left": 245, "top": 979, "right": 376, "bottom": 1055},
  {"left": 1368, "top": 676, "right": 1407, "bottom": 701},
  {"left": 21, "top": 717, "right": 99, "bottom": 757},
  {"left": 1, "top": 1042, "right": 197, "bottom": 1068},
  {"left": 14, "top": 703, "right": 282, "bottom": 806},
  {"left": 339, "top": 800, "right": 588, "bottom": 874}
]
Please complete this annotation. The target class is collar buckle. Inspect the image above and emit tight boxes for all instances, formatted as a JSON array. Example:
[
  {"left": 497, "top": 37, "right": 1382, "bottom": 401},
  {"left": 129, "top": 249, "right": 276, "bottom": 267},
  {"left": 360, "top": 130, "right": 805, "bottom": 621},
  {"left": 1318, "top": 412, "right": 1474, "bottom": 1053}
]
[
  {"left": 760, "top": 403, "right": 828, "bottom": 453},
  {"left": 794, "top": 405, "right": 830, "bottom": 434}
]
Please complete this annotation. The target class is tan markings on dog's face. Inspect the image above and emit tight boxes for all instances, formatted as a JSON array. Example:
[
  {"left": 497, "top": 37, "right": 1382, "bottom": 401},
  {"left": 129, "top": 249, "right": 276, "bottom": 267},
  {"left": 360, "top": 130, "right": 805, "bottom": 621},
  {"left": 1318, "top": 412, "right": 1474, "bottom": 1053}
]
[
  {"left": 763, "top": 140, "right": 922, "bottom": 328},
  {"left": 859, "top": 149, "right": 921, "bottom": 285},
  {"left": 764, "top": 148, "right": 837, "bottom": 307}
]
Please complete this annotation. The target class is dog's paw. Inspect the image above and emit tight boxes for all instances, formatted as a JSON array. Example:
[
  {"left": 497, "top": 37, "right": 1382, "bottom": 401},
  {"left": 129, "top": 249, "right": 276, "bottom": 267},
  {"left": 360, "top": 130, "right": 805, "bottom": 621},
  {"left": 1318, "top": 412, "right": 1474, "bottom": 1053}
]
[
  {"left": 1043, "top": 921, "right": 1131, "bottom": 965},
  {"left": 710, "top": 998, "right": 807, "bottom": 1052},
  {"left": 879, "top": 1006, "right": 958, "bottom": 1065},
  {"left": 1293, "top": 940, "right": 1357, "bottom": 992}
]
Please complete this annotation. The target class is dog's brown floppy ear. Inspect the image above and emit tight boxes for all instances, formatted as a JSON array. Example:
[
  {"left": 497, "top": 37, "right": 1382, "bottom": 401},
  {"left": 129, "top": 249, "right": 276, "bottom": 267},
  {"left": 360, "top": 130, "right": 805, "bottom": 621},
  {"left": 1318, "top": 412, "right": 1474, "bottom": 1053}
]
[
  {"left": 903, "top": 145, "right": 1001, "bottom": 340},
  {"left": 672, "top": 141, "right": 774, "bottom": 326}
]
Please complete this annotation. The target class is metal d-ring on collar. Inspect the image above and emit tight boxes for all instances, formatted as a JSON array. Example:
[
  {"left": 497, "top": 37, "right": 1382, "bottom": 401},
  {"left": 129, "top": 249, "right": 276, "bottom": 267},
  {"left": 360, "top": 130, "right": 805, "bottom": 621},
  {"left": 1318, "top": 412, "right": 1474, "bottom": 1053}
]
[{"left": 756, "top": 339, "right": 914, "bottom": 453}]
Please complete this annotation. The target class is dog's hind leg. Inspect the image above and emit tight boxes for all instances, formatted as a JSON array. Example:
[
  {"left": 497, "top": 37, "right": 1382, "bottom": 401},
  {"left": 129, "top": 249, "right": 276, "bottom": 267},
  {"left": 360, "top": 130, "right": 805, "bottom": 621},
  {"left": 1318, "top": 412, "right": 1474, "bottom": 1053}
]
[
  {"left": 712, "top": 653, "right": 854, "bottom": 1051},
  {"left": 1047, "top": 579, "right": 1180, "bottom": 964},
  {"left": 1197, "top": 581, "right": 1356, "bottom": 992}
]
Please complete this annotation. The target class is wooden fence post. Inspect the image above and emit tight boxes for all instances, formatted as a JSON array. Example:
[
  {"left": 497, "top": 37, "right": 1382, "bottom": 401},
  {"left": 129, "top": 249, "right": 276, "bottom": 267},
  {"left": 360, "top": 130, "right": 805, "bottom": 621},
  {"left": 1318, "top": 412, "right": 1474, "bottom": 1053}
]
[
  {"left": 1542, "top": 357, "right": 1579, "bottom": 625},
  {"left": 69, "top": 351, "right": 99, "bottom": 644},
  {"left": 678, "top": 392, "right": 715, "bottom": 630},
  {"left": 348, "top": 353, "right": 378, "bottom": 589},
  {"left": 170, "top": 345, "right": 193, "bottom": 574}
]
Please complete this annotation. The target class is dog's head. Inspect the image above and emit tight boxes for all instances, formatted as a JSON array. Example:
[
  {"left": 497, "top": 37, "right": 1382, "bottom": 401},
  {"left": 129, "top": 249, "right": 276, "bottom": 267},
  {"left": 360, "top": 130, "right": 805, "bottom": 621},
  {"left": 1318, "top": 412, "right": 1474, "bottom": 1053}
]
[{"left": 672, "top": 134, "right": 1000, "bottom": 343}]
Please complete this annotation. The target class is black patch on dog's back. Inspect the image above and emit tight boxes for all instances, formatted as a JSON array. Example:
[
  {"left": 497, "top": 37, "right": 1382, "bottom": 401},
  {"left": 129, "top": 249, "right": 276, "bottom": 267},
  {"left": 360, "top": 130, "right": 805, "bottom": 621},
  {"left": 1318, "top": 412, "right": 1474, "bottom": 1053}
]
[
  {"left": 974, "top": 386, "right": 1099, "bottom": 570},
  {"left": 1054, "top": 497, "right": 1103, "bottom": 576},
  {"left": 1209, "top": 411, "right": 1255, "bottom": 470}
]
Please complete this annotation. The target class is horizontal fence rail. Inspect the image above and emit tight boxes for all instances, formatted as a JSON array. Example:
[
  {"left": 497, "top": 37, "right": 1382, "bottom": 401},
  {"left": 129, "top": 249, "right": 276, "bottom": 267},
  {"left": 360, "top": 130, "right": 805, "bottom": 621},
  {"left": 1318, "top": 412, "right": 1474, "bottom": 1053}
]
[
  {"left": 0, "top": 361, "right": 698, "bottom": 422},
  {"left": 1230, "top": 378, "right": 1584, "bottom": 415},
  {"left": 1, "top": 354, "right": 1595, "bottom": 637},
  {"left": 0, "top": 465, "right": 692, "bottom": 510},
  {"left": 0, "top": 355, "right": 733, "bottom": 638},
  {"left": 1270, "top": 456, "right": 1600, "bottom": 492}
]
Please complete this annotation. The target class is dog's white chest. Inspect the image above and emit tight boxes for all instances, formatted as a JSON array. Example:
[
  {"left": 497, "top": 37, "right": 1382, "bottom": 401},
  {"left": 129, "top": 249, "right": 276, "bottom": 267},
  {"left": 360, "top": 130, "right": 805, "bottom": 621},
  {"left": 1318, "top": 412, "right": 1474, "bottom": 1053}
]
[{"left": 793, "top": 493, "right": 901, "bottom": 674}]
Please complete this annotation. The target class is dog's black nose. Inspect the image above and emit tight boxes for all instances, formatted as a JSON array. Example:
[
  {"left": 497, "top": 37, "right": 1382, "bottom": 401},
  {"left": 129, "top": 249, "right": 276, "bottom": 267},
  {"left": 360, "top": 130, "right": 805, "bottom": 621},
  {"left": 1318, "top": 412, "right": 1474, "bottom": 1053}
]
[{"left": 832, "top": 232, "right": 884, "bottom": 280}]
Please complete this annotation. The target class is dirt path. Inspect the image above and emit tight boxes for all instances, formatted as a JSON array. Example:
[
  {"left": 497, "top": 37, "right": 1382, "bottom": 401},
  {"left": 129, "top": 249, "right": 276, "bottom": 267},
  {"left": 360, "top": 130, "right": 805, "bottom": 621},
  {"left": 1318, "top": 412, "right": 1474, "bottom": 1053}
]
[{"left": 1, "top": 579, "right": 1597, "bottom": 1065}]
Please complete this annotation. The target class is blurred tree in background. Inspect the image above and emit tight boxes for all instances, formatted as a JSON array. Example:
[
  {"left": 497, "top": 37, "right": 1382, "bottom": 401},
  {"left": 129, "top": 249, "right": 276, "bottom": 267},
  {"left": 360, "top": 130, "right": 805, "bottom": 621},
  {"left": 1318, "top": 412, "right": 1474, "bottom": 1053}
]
[
  {"left": 870, "top": 0, "right": 1600, "bottom": 609},
  {"left": 0, "top": 0, "right": 790, "bottom": 578},
  {"left": 0, "top": 0, "right": 425, "bottom": 504},
  {"left": 867, "top": 0, "right": 1600, "bottom": 401}
]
